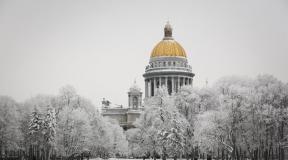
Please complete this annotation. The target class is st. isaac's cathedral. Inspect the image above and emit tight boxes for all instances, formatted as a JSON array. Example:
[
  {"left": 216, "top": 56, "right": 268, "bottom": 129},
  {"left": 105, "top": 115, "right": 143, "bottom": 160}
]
[{"left": 102, "top": 22, "right": 195, "bottom": 130}]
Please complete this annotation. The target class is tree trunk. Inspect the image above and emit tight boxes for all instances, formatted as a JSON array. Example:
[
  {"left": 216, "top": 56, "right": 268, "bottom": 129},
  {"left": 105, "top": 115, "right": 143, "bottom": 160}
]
[
  {"left": 271, "top": 147, "right": 274, "bottom": 160},
  {"left": 236, "top": 147, "right": 240, "bottom": 160},
  {"left": 162, "top": 146, "right": 167, "bottom": 160},
  {"left": 217, "top": 147, "right": 219, "bottom": 160},
  {"left": 253, "top": 148, "right": 257, "bottom": 160},
  {"left": 46, "top": 145, "right": 52, "bottom": 160}
]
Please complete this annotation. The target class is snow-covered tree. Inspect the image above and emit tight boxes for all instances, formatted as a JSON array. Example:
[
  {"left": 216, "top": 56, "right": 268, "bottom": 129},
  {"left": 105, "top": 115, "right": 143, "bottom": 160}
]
[
  {"left": 28, "top": 105, "right": 57, "bottom": 160},
  {"left": 174, "top": 86, "right": 219, "bottom": 159},
  {"left": 131, "top": 104, "right": 161, "bottom": 159},
  {"left": 0, "top": 96, "right": 22, "bottom": 152},
  {"left": 131, "top": 87, "right": 188, "bottom": 160},
  {"left": 28, "top": 108, "right": 44, "bottom": 139},
  {"left": 107, "top": 119, "right": 129, "bottom": 157},
  {"left": 43, "top": 107, "right": 57, "bottom": 160},
  {"left": 193, "top": 75, "right": 288, "bottom": 160},
  {"left": 56, "top": 106, "right": 91, "bottom": 156},
  {"left": 88, "top": 115, "right": 129, "bottom": 158},
  {"left": 126, "top": 128, "right": 145, "bottom": 158}
]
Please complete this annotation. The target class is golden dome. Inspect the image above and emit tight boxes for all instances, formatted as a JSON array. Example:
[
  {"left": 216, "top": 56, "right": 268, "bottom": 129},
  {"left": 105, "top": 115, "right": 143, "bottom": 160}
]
[
  {"left": 151, "top": 40, "right": 186, "bottom": 58},
  {"left": 150, "top": 22, "right": 187, "bottom": 58}
]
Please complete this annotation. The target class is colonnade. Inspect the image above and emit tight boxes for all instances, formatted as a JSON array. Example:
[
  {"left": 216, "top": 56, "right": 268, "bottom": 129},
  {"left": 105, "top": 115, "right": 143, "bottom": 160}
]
[{"left": 145, "top": 76, "right": 193, "bottom": 97}]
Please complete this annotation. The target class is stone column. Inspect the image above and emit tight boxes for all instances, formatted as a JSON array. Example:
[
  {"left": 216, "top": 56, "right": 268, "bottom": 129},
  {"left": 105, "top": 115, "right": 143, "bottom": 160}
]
[
  {"left": 128, "top": 95, "right": 131, "bottom": 107},
  {"left": 165, "top": 76, "right": 168, "bottom": 88},
  {"left": 130, "top": 96, "right": 133, "bottom": 108},
  {"left": 171, "top": 76, "right": 175, "bottom": 93},
  {"left": 164, "top": 76, "right": 168, "bottom": 91},
  {"left": 147, "top": 79, "right": 150, "bottom": 97},
  {"left": 151, "top": 78, "right": 154, "bottom": 96},
  {"left": 150, "top": 78, "right": 152, "bottom": 97},
  {"left": 178, "top": 76, "right": 180, "bottom": 90},
  {"left": 145, "top": 79, "right": 148, "bottom": 97},
  {"left": 154, "top": 77, "right": 157, "bottom": 95},
  {"left": 183, "top": 77, "right": 186, "bottom": 85}
]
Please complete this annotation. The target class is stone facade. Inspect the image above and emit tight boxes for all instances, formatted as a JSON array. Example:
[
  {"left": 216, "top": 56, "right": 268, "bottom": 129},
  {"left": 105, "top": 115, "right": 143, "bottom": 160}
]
[
  {"left": 101, "top": 82, "right": 143, "bottom": 130},
  {"left": 143, "top": 56, "right": 194, "bottom": 97}
]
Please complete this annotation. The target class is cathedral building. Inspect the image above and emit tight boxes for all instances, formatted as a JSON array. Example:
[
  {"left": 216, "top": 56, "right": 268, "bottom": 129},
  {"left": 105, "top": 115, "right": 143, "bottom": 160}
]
[
  {"left": 101, "top": 23, "right": 194, "bottom": 130},
  {"left": 143, "top": 22, "right": 195, "bottom": 97}
]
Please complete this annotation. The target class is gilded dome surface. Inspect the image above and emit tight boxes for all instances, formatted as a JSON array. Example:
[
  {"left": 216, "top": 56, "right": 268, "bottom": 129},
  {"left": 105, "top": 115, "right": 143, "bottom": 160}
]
[
  {"left": 151, "top": 40, "right": 186, "bottom": 58},
  {"left": 150, "top": 22, "right": 187, "bottom": 58}
]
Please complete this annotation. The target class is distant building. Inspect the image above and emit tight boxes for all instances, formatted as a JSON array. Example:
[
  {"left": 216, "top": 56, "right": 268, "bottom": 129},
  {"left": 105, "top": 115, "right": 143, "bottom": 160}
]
[
  {"left": 101, "top": 22, "right": 195, "bottom": 130},
  {"left": 101, "top": 81, "right": 143, "bottom": 130}
]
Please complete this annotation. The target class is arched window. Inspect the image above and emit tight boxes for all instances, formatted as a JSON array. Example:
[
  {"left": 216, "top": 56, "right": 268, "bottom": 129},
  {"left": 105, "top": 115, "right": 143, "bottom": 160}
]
[{"left": 133, "top": 96, "right": 138, "bottom": 109}]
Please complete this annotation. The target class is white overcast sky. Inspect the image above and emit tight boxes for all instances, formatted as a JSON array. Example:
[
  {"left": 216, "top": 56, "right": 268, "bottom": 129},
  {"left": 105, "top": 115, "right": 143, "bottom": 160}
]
[{"left": 0, "top": 0, "right": 287, "bottom": 107}]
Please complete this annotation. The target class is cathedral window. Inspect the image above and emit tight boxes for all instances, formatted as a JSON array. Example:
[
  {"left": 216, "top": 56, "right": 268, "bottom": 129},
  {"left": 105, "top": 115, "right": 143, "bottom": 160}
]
[{"left": 133, "top": 96, "right": 138, "bottom": 109}]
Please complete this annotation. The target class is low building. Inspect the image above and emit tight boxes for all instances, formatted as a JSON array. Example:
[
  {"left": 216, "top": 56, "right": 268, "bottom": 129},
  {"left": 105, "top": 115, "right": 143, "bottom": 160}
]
[{"left": 101, "top": 81, "right": 143, "bottom": 130}]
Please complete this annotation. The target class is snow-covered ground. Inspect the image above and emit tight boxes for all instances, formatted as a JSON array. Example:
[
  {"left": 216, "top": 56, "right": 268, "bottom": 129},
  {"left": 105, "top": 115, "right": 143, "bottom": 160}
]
[{"left": 90, "top": 159, "right": 210, "bottom": 160}]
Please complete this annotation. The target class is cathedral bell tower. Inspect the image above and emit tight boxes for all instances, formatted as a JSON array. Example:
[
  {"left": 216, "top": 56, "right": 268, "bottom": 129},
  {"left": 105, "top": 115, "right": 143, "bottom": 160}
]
[{"left": 128, "top": 81, "right": 142, "bottom": 109}]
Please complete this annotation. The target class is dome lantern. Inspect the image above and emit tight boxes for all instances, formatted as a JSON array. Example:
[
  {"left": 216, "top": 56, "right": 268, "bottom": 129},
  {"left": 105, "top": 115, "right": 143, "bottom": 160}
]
[
  {"left": 129, "top": 80, "right": 141, "bottom": 93},
  {"left": 164, "top": 21, "right": 173, "bottom": 40}
]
